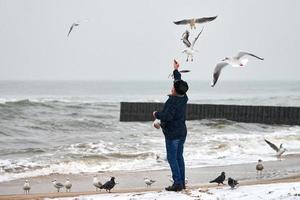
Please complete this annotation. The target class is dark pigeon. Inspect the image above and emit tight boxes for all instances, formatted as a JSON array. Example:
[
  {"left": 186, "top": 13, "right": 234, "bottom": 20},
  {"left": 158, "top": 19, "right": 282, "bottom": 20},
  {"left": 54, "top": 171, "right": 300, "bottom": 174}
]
[
  {"left": 228, "top": 177, "right": 238, "bottom": 189},
  {"left": 209, "top": 172, "right": 226, "bottom": 185},
  {"left": 100, "top": 177, "right": 116, "bottom": 193}
]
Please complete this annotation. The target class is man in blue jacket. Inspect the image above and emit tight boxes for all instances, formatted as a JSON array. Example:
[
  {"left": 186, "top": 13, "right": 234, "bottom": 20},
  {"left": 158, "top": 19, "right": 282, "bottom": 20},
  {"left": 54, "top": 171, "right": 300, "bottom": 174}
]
[{"left": 153, "top": 60, "right": 189, "bottom": 191}]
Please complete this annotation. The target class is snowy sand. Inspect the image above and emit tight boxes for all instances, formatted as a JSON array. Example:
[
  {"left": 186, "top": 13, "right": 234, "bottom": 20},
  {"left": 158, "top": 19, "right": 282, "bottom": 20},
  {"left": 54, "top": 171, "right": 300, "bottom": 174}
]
[{"left": 47, "top": 182, "right": 300, "bottom": 200}]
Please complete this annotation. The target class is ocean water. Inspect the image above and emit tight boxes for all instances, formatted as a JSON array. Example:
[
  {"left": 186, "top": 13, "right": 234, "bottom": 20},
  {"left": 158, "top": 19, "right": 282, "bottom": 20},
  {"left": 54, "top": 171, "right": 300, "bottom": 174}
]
[{"left": 0, "top": 80, "right": 300, "bottom": 182}]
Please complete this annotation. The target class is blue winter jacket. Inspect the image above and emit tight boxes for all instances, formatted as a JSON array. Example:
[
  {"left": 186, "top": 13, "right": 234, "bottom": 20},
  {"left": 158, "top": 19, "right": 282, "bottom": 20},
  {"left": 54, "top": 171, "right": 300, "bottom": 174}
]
[{"left": 154, "top": 70, "right": 188, "bottom": 140}]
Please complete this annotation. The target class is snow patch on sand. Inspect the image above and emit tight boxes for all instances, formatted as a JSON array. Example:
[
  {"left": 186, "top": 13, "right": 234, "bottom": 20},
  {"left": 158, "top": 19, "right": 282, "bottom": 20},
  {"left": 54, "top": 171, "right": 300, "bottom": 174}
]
[{"left": 46, "top": 182, "right": 300, "bottom": 200}]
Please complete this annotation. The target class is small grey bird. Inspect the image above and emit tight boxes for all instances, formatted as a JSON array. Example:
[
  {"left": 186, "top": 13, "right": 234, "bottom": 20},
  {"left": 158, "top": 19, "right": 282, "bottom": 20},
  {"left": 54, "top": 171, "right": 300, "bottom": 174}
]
[
  {"left": 256, "top": 159, "right": 264, "bottom": 176},
  {"left": 93, "top": 176, "right": 102, "bottom": 191},
  {"left": 174, "top": 16, "right": 217, "bottom": 29},
  {"left": 144, "top": 177, "right": 156, "bottom": 188},
  {"left": 228, "top": 177, "right": 238, "bottom": 189},
  {"left": 264, "top": 139, "right": 287, "bottom": 158},
  {"left": 100, "top": 177, "right": 116, "bottom": 193},
  {"left": 52, "top": 180, "right": 64, "bottom": 192},
  {"left": 65, "top": 178, "right": 72, "bottom": 192},
  {"left": 210, "top": 172, "right": 226, "bottom": 185},
  {"left": 23, "top": 180, "right": 31, "bottom": 195}
]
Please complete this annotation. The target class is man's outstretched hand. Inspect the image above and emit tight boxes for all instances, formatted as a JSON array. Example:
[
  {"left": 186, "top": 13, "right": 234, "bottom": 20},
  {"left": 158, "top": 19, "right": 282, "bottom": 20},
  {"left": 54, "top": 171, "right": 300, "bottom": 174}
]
[{"left": 173, "top": 59, "right": 179, "bottom": 70}]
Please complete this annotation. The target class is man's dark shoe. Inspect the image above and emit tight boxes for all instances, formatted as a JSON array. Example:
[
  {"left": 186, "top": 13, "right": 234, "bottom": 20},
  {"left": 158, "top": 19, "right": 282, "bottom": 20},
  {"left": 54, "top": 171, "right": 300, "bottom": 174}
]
[{"left": 165, "top": 184, "right": 183, "bottom": 192}]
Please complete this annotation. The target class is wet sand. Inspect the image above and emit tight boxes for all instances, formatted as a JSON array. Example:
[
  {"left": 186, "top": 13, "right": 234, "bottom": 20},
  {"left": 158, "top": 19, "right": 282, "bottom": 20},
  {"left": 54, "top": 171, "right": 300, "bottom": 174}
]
[{"left": 0, "top": 154, "right": 300, "bottom": 200}]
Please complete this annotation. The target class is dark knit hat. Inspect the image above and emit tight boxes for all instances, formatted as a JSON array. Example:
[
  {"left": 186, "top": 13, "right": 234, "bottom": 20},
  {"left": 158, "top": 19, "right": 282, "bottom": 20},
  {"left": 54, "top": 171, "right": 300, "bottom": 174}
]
[{"left": 174, "top": 80, "right": 189, "bottom": 95}]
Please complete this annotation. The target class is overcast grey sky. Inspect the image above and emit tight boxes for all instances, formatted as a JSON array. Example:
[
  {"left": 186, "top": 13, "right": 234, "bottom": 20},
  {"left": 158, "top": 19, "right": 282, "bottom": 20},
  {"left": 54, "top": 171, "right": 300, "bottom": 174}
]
[{"left": 0, "top": 0, "right": 299, "bottom": 81}]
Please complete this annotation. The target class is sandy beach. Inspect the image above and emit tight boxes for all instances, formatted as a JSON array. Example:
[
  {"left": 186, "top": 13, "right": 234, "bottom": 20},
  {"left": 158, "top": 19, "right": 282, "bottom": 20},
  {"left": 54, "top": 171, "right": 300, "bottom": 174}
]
[{"left": 1, "top": 154, "right": 300, "bottom": 200}]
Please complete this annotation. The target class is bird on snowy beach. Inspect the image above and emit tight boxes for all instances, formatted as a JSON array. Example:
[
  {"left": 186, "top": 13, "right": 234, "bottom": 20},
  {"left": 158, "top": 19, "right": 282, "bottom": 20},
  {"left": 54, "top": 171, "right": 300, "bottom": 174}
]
[
  {"left": 52, "top": 180, "right": 64, "bottom": 192},
  {"left": 256, "top": 159, "right": 264, "bottom": 177},
  {"left": 100, "top": 177, "right": 116, "bottom": 193},
  {"left": 264, "top": 139, "right": 287, "bottom": 158},
  {"left": 23, "top": 180, "right": 31, "bottom": 195},
  {"left": 228, "top": 177, "right": 238, "bottom": 189},
  {"left": 93, "top": 175, "right": 103, "bottom": 191},
  {"left": 65, "top": 178, "right": 72, "bottom": 192},
  {"left": 209, "top": 172, "right": 226, "bottom": 185},
  {"left": 211, "top": 51, "right": 264, "bottom": 87},
  {"left": 144, "top": 177, "right": 156, "bottom": 188}
]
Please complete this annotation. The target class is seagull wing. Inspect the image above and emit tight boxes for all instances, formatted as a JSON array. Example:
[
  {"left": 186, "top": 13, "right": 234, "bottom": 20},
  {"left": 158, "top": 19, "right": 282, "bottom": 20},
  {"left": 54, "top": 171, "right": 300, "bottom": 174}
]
[
  {"left": 182, "top": 30, "right": 191, "bottom": 48},
  {"left": 67, "top": 25, "right": 74, "bottom": 37},
  {"left": 174, "top": 19, "right": 190, "bottom": 25},
  {"left": 195, "top": 16, "right": 218, "bottom": 24},
  {"left": 235, "top": 51, "right": 264, "bottom": 60},
  {"left": 264, "top": 139, "right": 279, "bottom": 152},
  {"left": 192, "top": 27, "right": 204, "bottom": 47},
  {"left": 56, "top": 182, "right": 64, "bottom": 187},
  {"left": 211, "top": 62, "right": 228, "bottom": 87}
]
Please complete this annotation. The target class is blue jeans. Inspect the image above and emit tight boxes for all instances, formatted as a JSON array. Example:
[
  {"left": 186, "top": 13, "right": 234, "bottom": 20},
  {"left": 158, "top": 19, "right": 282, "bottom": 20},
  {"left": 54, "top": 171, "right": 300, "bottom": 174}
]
[{"left": 165, "top": 137, "right": 186, "bottom": 186}]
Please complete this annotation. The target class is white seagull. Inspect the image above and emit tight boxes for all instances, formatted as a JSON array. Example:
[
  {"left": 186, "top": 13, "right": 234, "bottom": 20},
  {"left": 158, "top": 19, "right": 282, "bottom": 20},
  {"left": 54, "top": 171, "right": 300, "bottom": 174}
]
[
  {"left": 65, "top": 178, "right": 72, "bottom": 192},
  {"left": 93, "top": 176, "right": 102, "bottom": 191},
  {"left": 144, "top": 177, "right": 156, "bottom": 188},
  {"left": 174, "top": 16, "right": 217, "bottom": 29},
  {"left": 256, "top": 159, "right": 264, "bottom": 177},
  {"left": 52, "top": 180, "right": 64, "bottom": 192},
  {"left": 211, "top": 51, "right": 264, "bottom": 87},
  {"left": 67, "top": 23, "right": 79, "bottom": 37},
  {"left": 23, "top": 180, "right": 31, "bottom": 195},
  {"left": 182, "top": 27, "right": 204, "bottom": 62},
  {"left": 265, "top": 139, "right": 287, "bottom": 158}
]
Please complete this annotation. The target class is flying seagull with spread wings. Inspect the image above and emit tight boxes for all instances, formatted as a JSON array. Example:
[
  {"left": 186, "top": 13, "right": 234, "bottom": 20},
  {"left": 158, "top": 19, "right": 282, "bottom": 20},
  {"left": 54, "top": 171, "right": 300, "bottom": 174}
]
[
  {"left": 181, "top": 27, "right": 204, "bottom": 62},
  {"left": 67, "top": 23, "right": 79, "bottom": 37},
  {"left": 264, "top": 139, "right": 287, "bottom": 158},
  {"left": 174, "top": 16, "right": 217, "bottom": 29},
  {"left": 211, "top": 51, "right": 264, "bottom": 87}
]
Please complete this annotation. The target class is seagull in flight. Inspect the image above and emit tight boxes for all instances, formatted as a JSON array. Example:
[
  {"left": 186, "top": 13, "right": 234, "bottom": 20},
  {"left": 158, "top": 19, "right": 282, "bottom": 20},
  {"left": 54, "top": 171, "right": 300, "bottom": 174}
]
[
  {"left": 182, "top": 27, "right": 204, "bottom": 62},
  {"left": 264, "top": 139, "right": 287, "bottom": 158},
  {"left": 67, "top": 23, "right": 79, "bottom": 37},
  {"left": 174, "top": 16, "right": 217, "bottom": 29},
  {"left": 211, "top": 51, "right": 264, "bottom": 87}
]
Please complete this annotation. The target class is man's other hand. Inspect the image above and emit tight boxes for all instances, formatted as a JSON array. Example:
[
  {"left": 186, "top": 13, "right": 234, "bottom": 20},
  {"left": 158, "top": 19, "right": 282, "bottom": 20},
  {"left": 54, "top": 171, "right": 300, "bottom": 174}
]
[{"left": 153, "top": 111, "right": 157, "bottom": 118}]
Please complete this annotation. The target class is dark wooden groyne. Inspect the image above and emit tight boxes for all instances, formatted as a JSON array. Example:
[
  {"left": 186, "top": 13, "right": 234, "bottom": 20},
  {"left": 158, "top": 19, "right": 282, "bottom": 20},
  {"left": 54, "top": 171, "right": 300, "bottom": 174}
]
[{"left": 120, "top": 102, "right": 300, "bottom": 125}]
